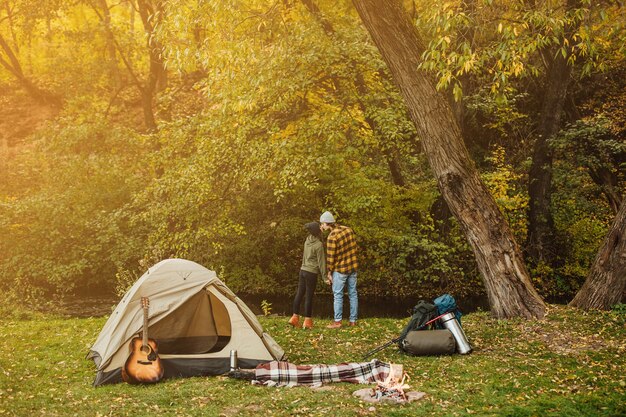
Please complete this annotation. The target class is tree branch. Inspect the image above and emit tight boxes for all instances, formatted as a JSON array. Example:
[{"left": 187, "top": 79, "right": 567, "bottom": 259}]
[{"left": 88, "top": 0, "right": 145, "bottom": 91}]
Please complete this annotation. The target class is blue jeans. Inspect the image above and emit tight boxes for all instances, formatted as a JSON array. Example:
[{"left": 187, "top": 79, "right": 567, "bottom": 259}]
[{"left": 331, "top": 271, "right": 358, "bottom": 322}]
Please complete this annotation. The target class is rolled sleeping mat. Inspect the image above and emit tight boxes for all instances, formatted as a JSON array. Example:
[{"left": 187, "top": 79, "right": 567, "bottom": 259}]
[{"left": 401, "top": 329, "right": 456, "bottom": 356}]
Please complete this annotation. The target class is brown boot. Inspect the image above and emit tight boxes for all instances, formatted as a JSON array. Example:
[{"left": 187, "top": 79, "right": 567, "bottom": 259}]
[
  {"left": 326, "top": 321, "right": 342, "bottom": 329},
  {"left": 302, "top": 317, "right": 313, "bottom": 329},
  {"left": 288, "top": 314, "right": 300, "bottom": 327}
]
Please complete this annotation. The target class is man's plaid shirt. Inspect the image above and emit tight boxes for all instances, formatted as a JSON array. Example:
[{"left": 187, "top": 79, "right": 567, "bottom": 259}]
[{"left": 326, "top": 225, "right": 358, "bottom": 274}]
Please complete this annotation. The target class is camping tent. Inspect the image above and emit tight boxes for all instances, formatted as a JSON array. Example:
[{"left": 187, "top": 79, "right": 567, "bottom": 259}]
[{"left": 87, "top": 258, "right": 285, "bottom": 386}]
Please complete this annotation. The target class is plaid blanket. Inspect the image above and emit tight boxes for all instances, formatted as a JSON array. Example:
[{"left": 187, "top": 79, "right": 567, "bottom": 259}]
[{"left": 252, "top": 359, "right": 390, "bottom": 387}]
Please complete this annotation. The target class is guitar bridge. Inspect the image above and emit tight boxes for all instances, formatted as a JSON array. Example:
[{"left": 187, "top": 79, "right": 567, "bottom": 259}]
[{"left": 137, "top": 360, "right": 153, "bottom": 365}]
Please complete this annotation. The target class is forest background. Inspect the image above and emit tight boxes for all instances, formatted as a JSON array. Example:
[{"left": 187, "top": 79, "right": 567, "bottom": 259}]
[{"left": 1, "top": 0, "right": 624, "bottom": 311}]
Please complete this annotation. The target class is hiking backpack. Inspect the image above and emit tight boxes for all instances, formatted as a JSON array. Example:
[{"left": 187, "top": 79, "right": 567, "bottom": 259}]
[
  {"left": 397, "top": 300, "right": 438, "bottom": 351},
  {"left": 433, "top": 293, "right": 462, "bottom": 325}
]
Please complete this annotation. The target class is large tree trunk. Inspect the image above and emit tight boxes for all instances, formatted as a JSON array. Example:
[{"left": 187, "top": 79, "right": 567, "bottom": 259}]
[
  {"left": 526, "top": 44, "right": 572, "bottom": 266},
  {"left": 352, "top": 0, "right": 546, "bottom": 318},
  {"left": 569, "top": 201, "right": 626, "bottom": 310},
  {"left": 526, "top": 0, "right": 580, "bottom": 267}
]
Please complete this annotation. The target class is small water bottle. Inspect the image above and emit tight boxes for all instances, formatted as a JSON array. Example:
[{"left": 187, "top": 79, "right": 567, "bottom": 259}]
[{"left": 229, "top": 349, "right": 238, "bottom": 371}]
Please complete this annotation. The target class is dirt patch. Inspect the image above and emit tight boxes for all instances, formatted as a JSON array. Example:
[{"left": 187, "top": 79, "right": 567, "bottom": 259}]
[
  {"left": 0, "top": 83, "right": 60, "bottom": 147},
  {"left": 528, "top": 325, "right": 610, "bottom": 354},
  {"left": 219, "top": 404, "right": 262, "bottom": 417}
]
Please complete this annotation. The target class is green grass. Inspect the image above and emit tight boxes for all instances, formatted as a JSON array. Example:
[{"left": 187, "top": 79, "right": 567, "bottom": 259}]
[{"left": 1, "top": 305, "right": 625, "bottom": 416}]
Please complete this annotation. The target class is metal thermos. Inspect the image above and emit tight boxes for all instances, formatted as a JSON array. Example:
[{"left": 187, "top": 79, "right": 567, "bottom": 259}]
[
  {"left": 230, "top": 349, "right": 238, "bottom": 371},
  {"left": 440, "top": 312, "right": 472, "bottom": 354}
]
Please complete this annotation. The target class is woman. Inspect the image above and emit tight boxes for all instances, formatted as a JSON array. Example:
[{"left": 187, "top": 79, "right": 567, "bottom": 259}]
[{"left": 288, "top": 221, "right": 326, "bottom": 329}]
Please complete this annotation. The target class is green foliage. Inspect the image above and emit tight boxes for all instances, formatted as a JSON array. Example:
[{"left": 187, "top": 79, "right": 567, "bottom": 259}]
[
  {"left": 551, "top": 115, "right": 626, "bottom": 193},
  {"left": 412, "top": 0, "right": 624, "bottom": 298},
  {"left": 0, "top": 118, "right": 149, "bottom": 298},
  {"left": 545, "top": 159, "right": 614, "bottom": 297},
  {"left": 106, "top": 0, "right": 477, "bottom": 298},
  {"left": 534, "top": 114, "right": 623, "bottom": 297},
  {"left": 1, "top": 0, "right": 623, "bottom": 305},
  {"left": 416, "top": 0, "right": 623, "bottom": 102},
  {"left": 481, "top": 145, "right": 529, "bottom": 243},
  {"left": 611, "top": 303, "right": 626, "bottom": 314},
  {"left": 325, "top": 174, "right": 479, "bottom": 298}
]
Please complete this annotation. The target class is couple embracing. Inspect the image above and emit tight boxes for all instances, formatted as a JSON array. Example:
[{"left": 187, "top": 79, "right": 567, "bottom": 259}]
[{"left": 288, "top": 211, "right": 358, "bottom": 330}]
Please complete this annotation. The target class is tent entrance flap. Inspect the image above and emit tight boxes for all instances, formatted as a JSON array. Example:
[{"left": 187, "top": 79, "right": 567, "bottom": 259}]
[{"left": 149, "top": 290, "right": 232, "bottom": 354}]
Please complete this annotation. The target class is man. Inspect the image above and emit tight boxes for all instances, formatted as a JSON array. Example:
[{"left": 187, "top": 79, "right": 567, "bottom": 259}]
[{"left": 320, "top": 211, "right": 358, "bottom": 328}]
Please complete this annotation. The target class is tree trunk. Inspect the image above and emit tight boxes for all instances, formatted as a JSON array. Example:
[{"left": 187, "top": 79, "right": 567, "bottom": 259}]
[
  {"left": 352, "top": 0, "right": 546, "bottom": 318},
  {"left": 526, "top": 47, "right": 572, "bottom": 266},
  {"left": 4, "top": 1, "right": 19, "bottom": 54},
  {"left": 588, "top": 166, "right": 623, "bottom": 215},
  {"left": 569, "top": 201, "right": 626, "bottom": 309},
  {"left": 128, "top": 0, "right": 135, "bottom": 34},
  {"left": 448, "top": 0, "right": 476, "bottom": 129},
  {"left": 0, "top": 34, "right": 61, "bottom": 105},
  {"left": 526, "top": 0, "right": 580, "bottom": 267},
  {"left": 97, "top": 0, "right": 122, "bottom": 87},
  {"left": 300, "top": 0, "right": 334, "bottom": 35},
  {"left": 136, "top": 0, "right": 166, "bottom": 132}
]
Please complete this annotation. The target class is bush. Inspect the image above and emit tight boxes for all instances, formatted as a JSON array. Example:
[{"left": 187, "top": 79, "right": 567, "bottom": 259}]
[{"left": 0, "top": 118, "right": 148, "bottom": 298}]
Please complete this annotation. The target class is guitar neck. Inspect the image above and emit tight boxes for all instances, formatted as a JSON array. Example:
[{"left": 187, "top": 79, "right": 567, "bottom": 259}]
[{"left": 142, "top": 299, "right": 149, "bottom": 348}]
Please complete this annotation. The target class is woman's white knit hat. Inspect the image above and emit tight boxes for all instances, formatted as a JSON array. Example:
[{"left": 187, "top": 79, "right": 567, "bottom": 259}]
[{"left": 320, "top": 211, "right": 336, "bottom": 223}]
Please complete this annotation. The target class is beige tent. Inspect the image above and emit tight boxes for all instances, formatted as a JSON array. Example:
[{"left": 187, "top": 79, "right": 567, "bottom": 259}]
[{"left": 87, "top": 258, "right": 284, "bottom": 386}]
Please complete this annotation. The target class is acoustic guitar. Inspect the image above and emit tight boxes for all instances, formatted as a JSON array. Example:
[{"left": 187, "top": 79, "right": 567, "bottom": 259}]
[{"left": 121, "top": 297, "right": 164, "bottom": 384}]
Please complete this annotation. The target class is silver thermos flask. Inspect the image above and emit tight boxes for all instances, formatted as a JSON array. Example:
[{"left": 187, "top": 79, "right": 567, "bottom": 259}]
[
  {"left": 440, "top": 312, "right": 472, "bottom": 354},
  {"left": 230, "top": 349, "right": 238, "bottom": 371}
]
